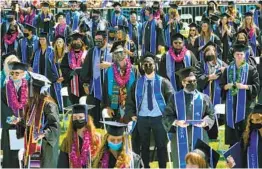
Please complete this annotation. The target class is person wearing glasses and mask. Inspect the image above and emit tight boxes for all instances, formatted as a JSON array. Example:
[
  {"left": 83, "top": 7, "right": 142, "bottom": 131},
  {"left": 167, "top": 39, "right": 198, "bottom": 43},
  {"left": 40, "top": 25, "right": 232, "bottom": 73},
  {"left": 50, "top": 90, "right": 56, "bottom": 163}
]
[
  {"left": 125, "top": 56, "right": 173, "bottom": 168},
  {"left": 87, "top": 9, "right": 108, "bottom": 39},
  {"left": 80, "top": 30, "right": 112, "bottom": 128},
  {"left": 1, "top": 62, "right": 28, "bottom": 168},
  {"left": 110, "top": 2, "right": 128, "bottom": 28},
  {"left": 159, "top": 33, "right": 198, "bottom": 91},
  {"left": 162, "top": 66, "right": 215, "bottom": 168}
]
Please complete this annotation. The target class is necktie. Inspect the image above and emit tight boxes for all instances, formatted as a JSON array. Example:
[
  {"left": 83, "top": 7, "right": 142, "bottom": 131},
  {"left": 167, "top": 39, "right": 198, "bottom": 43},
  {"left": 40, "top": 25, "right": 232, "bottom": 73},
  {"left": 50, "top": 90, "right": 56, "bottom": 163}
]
[{"left": 147, "top": 80, "right": 153, "bottom": 111}]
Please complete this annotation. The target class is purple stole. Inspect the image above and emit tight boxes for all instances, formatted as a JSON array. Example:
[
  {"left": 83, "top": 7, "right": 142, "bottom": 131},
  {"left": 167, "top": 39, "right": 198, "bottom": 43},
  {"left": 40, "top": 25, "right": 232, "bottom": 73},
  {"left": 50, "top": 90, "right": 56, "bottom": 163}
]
[{"left": 247, "top": 130, "right": 259, "bottom": 168}]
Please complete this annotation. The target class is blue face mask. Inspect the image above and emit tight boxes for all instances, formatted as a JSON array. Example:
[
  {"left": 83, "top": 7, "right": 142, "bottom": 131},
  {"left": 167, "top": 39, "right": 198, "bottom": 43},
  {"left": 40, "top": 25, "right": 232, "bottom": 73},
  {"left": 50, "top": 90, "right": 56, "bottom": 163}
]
[
  {"left": 145, "top": 15, "right": 149, "bottom": 21},
  {"left": 108, "top": 141, "right": 123, "bottom": 151}
]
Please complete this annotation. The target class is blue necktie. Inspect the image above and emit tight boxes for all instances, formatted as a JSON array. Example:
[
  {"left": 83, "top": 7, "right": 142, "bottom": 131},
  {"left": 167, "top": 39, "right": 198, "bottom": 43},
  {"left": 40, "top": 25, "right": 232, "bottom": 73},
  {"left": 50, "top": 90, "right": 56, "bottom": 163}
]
[{"left": 147, "top": 80, "right": 153, "bottom": 111}]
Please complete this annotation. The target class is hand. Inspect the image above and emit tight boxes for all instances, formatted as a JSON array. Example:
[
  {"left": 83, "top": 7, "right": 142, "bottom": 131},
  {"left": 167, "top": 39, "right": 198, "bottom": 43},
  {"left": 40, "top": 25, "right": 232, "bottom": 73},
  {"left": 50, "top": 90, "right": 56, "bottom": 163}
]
[
  {"left": 83, "top": 86, "right": 89, "bottom": 95},
  {"left": 28, "top": 67, "right": 33, "bottom": 72},
  {"left": 99, "top": 61, "right": 112, "bottom": 69},
  {"left": 44, "top": 18, "right": 50, "bottom": 22},
  {"left": 235, "top": 83, "right": 248, "bottom": 90},
  {"left": 107, "top": 107, "right": 115, "bottom": 117},
  {"left": 194, "top": 121, "right": 208, "bottom": 128},
  {"left": 208, "top": 74, "right": 219, "bottom": 81},
  {"left": 168, "top": 19, "right": 174, "bottom": 24},
  {"left": 158, "top": 45, "right": 163, "bottom": 52},
  {"left": 220, "top": 67, "right": 226, "bottom": 73},
  {"left": 10, "top": 117, "right": 21, "bottom": 125},
  {"left": 173, "top": 120, "right": 189, "bottom": 128},
  {"left": 131, "top": 116, "right": 137, "bottom": 121},
  {"left": 57, "top": 77, "right": 64, "bottom": 83},
  {"left": 226, "top": 156, "right": 236, "bottom": 168},
  {"left": 224, "top": 83, "right": 234, "bottom": 90},
  {"left": 33, "top": 133, "right": 45, "bottom": 143}
]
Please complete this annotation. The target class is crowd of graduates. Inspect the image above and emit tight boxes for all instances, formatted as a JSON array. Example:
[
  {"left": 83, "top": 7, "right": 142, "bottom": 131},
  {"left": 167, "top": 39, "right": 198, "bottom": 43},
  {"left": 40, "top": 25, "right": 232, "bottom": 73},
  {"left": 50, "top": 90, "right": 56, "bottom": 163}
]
[{"left": 1, "top": 0, "right": 262, "bottom": 168}]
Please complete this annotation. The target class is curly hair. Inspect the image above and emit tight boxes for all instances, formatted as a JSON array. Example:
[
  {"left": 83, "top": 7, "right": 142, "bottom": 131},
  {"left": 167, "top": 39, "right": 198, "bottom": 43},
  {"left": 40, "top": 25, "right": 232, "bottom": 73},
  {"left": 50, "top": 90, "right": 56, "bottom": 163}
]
[
  {"left": 60, "top": 115, "right": 99, "bottom": 158},
  {"left": 92, "top": 134, "right": 131, "bottom": 168},
  {"left": 185, "top": 151, "right": 208, "bottom": 168}
]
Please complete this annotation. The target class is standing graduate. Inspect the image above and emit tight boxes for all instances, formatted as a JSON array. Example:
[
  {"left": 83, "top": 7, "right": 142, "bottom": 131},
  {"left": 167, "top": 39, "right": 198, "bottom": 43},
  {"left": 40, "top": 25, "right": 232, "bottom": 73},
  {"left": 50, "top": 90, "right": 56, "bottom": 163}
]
[
  {"left": 24, "top": 4, "right": 37, "bottom": 25},
  {"left": 53, "top": 12, "right": 71, "bottom": 41},
  {"left": 185, "top": 23, "right": 199, "bottom": 56},
  {"left": 141, "top": 6, "right": 165, "bottom": 56},
  {"left": 226, "top": 1, "right": 242, "bottom": 31},
  {"left": 103, "top": 41, "right": 137, "bottom": 122},
  {"left": 254, "top": 1, "right": 262, "bottom": 29},
  {"left": 159, "top": 33, "right": 198, "bottom": 91},
  {"left": 194, "top": 18, "right": 221, "bottom": 62},
  {"left": 110, "top": 2, "right": 128, "bottom": 28},
  {"left": 33, "top": 2, "right": 55, "bottom": 37},
  {"left": 58, "top": 104, "right": 100, "bottom": 168},
  {"left": 257, "top": 57, "right": 262, "bottom": 104},
  {"left": 201, "top": 1, "right": 221, "bottom": 21},
  {"left": 92, "top": 121, "right": 144, "bottom": 168},
  {"left": 220, "top": 44, "right": 260, "bottom": 146},
  {"left": 124, "top": 57, "right": 173, "bottom": 168},
  {"left": 32, "top": 32, "right": 63, "bottom": 112},
  {"left": 80, "top": 30, "right": 112, "bottom": 127},
  {"left": 87, "top": 9, "right": 108, "bottom": 39},
  {"left": 162, "top": 67, "right": 215, "bottom": 168},
  {"left": 61, "top": 32, "right": 87, "bottom": 104},
  {"left": 23, "top": 72, "right": 60, "bottom": 168},
  {"left": 1, "top": 62, "right": 28, "bottom": 168},
  {"left": 128, "top": 10, "right": 142, "bottom": 53},
  {"left": 17, "top": 23, "right": 39, "bottom": 66},
  {"left": 66, "top": 1, "right": 81, "bottom": 31}
]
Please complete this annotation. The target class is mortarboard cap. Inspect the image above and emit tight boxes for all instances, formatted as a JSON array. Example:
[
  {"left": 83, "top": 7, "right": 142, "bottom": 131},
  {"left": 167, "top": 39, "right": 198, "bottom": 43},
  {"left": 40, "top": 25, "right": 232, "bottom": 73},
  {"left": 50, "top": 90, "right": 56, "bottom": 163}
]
[
  {"left": 220, "top": 13, "right": 231, "bottom": 18},
  {"left": 228, "top": 1, "right": 235, "bottom": 5},
  {"left": 251, "top": 104, "right": 262, "bottom": 114},
  {"left": 110, "top": 40, "right": 125, "bottom": 53},
  {"left": 144, "top": 6, "right": 153, "bottom": 14},
  {"left": 199, "top": 41, "right": 217, "bottom": 52},
  {"left": 210, "top": 14, "right": 220, "bottom": 22},
  {"left": 171, "top": 33, "right": 185, "bottom": 42},
  {"left": 130, "top": 10, "right": 137, "bottom": 15},
  {"left": 143, "top": 53, "right": 155, "bottom": 64},
  {"left": 56, "top": 12, "right": 65, "bottom": 21},
  {"left": 95, "top": 30, "right": 107, "bottom": 38},
  {"left": 54, "top": 35, "right": 65, "bottom": 42},
  {"left": 65, "top": 104, "right": 95, "bottom": 122},
  {"left": 117, "top": 24, "right": 129, "bottom": 33},
  {"left": 108, "top": 27, "right": 117, "bottom": 33},
  {"left": 201, "top": 17, "right": 211, "bottom": 25},
  {"left": 169, "top": 1, "right": 178, "bottom": 9},
  {"left": 189, "top": 22, "right": 198, "bottom": 28},
  {"left": 24, "top": 23, "right": 36, "bottom": 32},
  {"left": 194, "top": 139, "right": 220, "bottom": 168},
  {"left": 28, "top": 72, "right": 51, "bottom": 88},
  {"left": 236, "top": 29, "right": 248, "bottom": 36},
  {"left": 100, "top": 121, "right": 127, "bottom": 136},
  {"left": 176, "top": 66, "right": 196, "bottom": 80},
  {"left": 69, "top": 0, "right": 79, "bottom": 4},
  {"left": 112, "top": 2, "right": 121, "bottom": 7},
  {"left": 207, "top": 0, "right": 217, "bottom": 6},
  {"left": 244, "top": 11, "right": 253, "bottom": 17},
  {"left": 259, "top": 1, "right": 262, "bottom": 4},
  {"left": 41, "top": 2, "right": 50, "bottom": 7},
  {"left": 233, "top": 43, "right": 248, "bottom": 53},
  {"left": 92, "top": 9, "right": 100, "bottom": 14},
  {"left": 39, "top": 32, "right": 48, "bottom": 38},
  {"left": 70, "top": 32, "right": 84, "bottom": 40},
  {"left": 8, "top": 62, "right": 28, "bottom": 71},
  {"left": 223, "top": 142, "right": 242, "bottom": 168}
]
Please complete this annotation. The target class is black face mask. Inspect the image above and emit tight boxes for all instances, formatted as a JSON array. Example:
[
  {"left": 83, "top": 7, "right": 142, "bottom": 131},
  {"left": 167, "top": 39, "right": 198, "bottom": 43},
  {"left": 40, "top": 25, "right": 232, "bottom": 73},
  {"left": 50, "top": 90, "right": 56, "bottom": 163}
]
[
  {"left": 72, "top": 43, "right": 82, "bottom": 49},
  {"left": 24, "top": 32, "right": 29, "bottom": 38},
  {"left": 144, "top": 65, "right": 154, "bottom": 75},
  {"left": 95, "top": 40, "right": 103, "bottom": 47},
  {"left": 250, "top": 123, "right": 262, "bottom": 130},
  {"left": 7, "top": 17, "right": 14, "bottom": 22},
  {"left": 208, "top": 6, "right": 214, "bottom": 10},
  {"left": 72, "top": 119, "right": 86, "bottom": 130},
  {"left": 205, "top": 55, "right": 215, "bottom": 62},
  {"left": 115, "top": 10, "right": 121, "bottom": 14},
  {"left": 185, "top": 82, "right": 197, "bottom": 92}
]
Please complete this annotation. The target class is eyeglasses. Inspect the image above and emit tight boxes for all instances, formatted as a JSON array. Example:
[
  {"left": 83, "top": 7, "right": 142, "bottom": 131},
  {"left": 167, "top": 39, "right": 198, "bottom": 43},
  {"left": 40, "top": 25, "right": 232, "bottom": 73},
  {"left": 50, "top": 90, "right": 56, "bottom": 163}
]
[
  {"left": 185, "top": 80, "right": 197, "bottom": 84},
  {"left": 228, "top": 6, "right": 233, "bottom": 9},
  {"left": 173, "top": 41, "right": 183, "bottom": 45},
  {"left": 143, "top": 63, "right": 153, "bottom": 67},
  {"left": 10, "top": 71, "right": 23, "bottom": 76}
]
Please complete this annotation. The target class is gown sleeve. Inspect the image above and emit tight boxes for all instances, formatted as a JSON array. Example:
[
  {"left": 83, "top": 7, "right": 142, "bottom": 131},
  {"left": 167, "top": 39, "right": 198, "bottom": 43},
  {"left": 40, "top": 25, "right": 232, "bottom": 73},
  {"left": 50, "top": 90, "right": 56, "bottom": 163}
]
[
  {"left": 57, "top": 150, "right": 70, "bottom": 168},
  {"left": 162, "top": 94, "right": 177, "bottom": 132},
  {"left": 195, "top": 62, "right": 209, "bottom": 91}
]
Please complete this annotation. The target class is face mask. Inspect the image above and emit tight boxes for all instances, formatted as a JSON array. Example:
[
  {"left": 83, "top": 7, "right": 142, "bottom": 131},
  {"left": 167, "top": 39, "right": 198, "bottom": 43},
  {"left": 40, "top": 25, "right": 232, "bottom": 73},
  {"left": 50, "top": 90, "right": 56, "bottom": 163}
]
[
  {"left": 92, "top": 16, "right": 99, "bottom": 21},
  {"left": 185, "top": 82, "right": 197, "bottom": 92},
  {"left": 95, "top": 40, "right": 103, "bottom": 47},
  {"left": 115, "top": 10, "right": 121, "bottom": 14},
  {"left": 72, "top": 119, "right": 86, "bottom": 130},
  {"left": 24, "top": 33, "right": 29, "bottom": 38},
  {"left": 237, "top": 41, "right": 246, "bottom": 45},
  {"left": 7, "top": 17, "right": 14, "bottom": 22},
  {"left": 205, "top": 55, "right": 215, "bottom": 62},
  {"left": 250, "top": 123, "right": 262, "bottom": 130},
  {"left": 145, "top": 15, "right": 149, "bottom": 21},
  {"left": 108, "top": 141, "right": 123, "bottom": 151},
  {"left": 12, "top": 78, "right": 22, "bottom": 83},
  {"left": 72, "top": 43, "right": 82, "bottom": 49},
  {"left": 144, "top": 66, "right": 154, "bottom": 75}
]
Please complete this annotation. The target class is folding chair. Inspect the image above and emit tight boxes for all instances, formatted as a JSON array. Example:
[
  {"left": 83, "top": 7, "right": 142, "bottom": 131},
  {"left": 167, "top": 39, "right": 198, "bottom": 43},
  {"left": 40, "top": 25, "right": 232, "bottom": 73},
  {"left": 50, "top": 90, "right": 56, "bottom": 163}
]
[
  {"left": 195, "top": 16, "right": 202, "bottom": 23},
  {"left": 180, "top": 14, "right": 193, "bottom": 24},
  {"left": 214, "top": 104, "right": 225, "bottom": 153},
  {"left": 79, "top": 96, "right": 87, "bottom": 104},
  {"left": 60, "top": 87, "right": 69, "bottom": 131}
]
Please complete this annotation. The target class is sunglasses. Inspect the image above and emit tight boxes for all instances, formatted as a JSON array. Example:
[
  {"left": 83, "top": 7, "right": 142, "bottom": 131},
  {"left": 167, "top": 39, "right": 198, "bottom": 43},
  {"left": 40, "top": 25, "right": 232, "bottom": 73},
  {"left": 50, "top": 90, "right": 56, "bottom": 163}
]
[
  {"left": 190, "top": 29, "right": 196, "bottom": 32},
  {"left": 143, "top": 63, "right": 153, "bottom": 67},
  {"left": 173, "top": 41, "right": 183, "bottom": 45},
  {"left": 185, "top": 80, "right": 197, "bottom": 83},
  {"left": 10, "top": 71, "right": 23, "bottom": 76}
]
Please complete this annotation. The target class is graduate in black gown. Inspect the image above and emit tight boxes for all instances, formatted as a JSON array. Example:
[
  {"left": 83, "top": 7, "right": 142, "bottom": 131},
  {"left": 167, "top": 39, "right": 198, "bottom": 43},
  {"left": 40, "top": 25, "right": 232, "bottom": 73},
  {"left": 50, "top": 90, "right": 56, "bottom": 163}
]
[
  {"left": 1, "top": 62, "right": 28, "bottom": 168},
  {"left": 80, "top": 31, "right": 112, "bottom": 127},
  {"left": 58, "top": 104, "right": 100, "bottom": 168},
  {"left": 53, "top": 12, "right": 71, "bottom": 42},
  {"left": 220, "top": 44, "right": 260, "bottom": 146},
  {"left": 159, "top": 33, "right": 198, "bottom": 91},
  {"left": 109, "top": 2, "right": 128, "bottom": 28},
  {"left": 225, "top": 104, "right": 262, "bottom": 168},
  {"left": 257, "top": 57, "right": 262, "bottom": 104},
  {"left": 185, "top": 23, "right": 199, "bottom": 56},
  {"left": 92, "top": 121, "right": 144, "bottom": 168},
  {"left": 66, "top": 1, "right": 81, "bottom": 31}
]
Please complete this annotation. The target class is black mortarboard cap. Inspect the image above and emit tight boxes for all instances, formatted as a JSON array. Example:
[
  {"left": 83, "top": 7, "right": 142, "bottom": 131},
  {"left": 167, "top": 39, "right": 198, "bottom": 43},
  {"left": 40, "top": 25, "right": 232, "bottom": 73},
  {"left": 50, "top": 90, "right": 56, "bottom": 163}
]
[
  {"left": 252, "top": 104, "right": 262, "bottom": 114},
  {"left": 112, "top": 2, "right": 121, "bottom": 7},
  {"left": 259, "top": 1, "right": 262, "bottom": 4},
  {"left": 233, "top": 43, "right": 248, "bottom": 53},
  {"left": 144, "top": 6, "right": 153, "bottom": 14},
  {"left": 143, "top": 52, "right": 155, "bottom": 60},
  {"left": 54, "top": 35, "right": 65, "bottom": 42},
  {"left": 95, "top": 30, "right": 107, "bottom": 38},
  {"left": 130, "top": 10, "right": 137, "bottom": 15},
  {"left": 201, "top": 17, "right": 211, "bottom": 24},
  {"left": 8, "top": 62, "right": 28, "bottom": 71},
  {"left": 69, "top": 0, "right": 78, "bottom": 4},
  {"left": 70, "top": 32, "right": 84, "bottom": 40},
  {"left": 117, "top": 24, "right": 129, "bottom": 33},
  {"left": 210, "top": 14, "right": 220, "bottom": 22},
  {"left": 189, "top": 22, "right": 198, "bottom": 28},
  {"left": 39, "top": 32, "right": 48, "bottom": 38},
  {"left": 100, "top": 121, "right": 127, "bottom": 136},
  {"left": 194, "top": 139, "right": 220, "bottom": 168},
  {"left": 108, "top": 27, "right": 117, "bottom": 33},
  {"left": 41, "top": 2, "right": 50, "bottom": 7},
  {"left": 110, "top": 40, "right": 125, "bottom": 53},
  {"left": 244, "top": 11, "right": 253, "bottom": 17},
  {"left": 153, "top": 1, "right": 160, "bottom": 5},
  {"left": 207, "top": 0, "right": 217, "bottom": 6},
  {"left": 79, "top": 22, "right": 90, "bottom": 32},
  {"left": 176, "top": 66, "right": 196, "bottom": 80},
  {"left": 28, "top": 72, "right": 51, "bottom": 87},
  {"left": 171, "top": 33, "right": 185, "bottom": 41},
  {"left": 92, "top": 9, "right": 100, "bottom": 14},
  {"left": 56, "top": 12, "right": 65, "bottom": 21},
  {"left": 223, "top": 142, "right": 242, "bottom": 168},
  {"left": 199, "top": 41, "right": 217, "bottom": 52},
  {"left": 65, "top": 104, "right": 95, "bottom": 121},
  {"left": 169, "top": 1, "right": 178, "bottom": 9},
  {"left": 228, "top": 1, "right": 235, "bottom": 5},
  {"left": 236, "top": 29, "right": 248, "bottom": 36},
  {"left": 24, "top": 23, "right": 36, "bottom": 31},
  {"left": 220, "top": 13, "right": 231, "bottom": 18}
]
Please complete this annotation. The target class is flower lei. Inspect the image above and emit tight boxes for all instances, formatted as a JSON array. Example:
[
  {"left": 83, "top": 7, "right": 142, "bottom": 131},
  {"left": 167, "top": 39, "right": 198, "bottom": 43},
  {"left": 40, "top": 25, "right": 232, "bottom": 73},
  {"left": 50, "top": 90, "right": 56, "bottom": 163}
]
[
  {"left": 6, "top": 79, "right": 28, "bottom": 116},
  {"left": 69, "top": 50, "right": 84, "bottom": 69},
  {"left": 69, "top": 130, "right": 92, "bottom": 168},
  {"left": 228, "top": 61, "right": 246, "bottom": 96},
  {"left": 113, "top": 58, "right": 132, "bottom": 87},
  {"left": 55, "top": 23, "right": 66, "bottom": 37},
  {"left": 100, "top": 150, "right": 128, "bottom": 168},
  {"left": 3, "top": 32, "right": 18, "bottom": 45},
  {"left": 168, "top": 46, "right": 188, "bottom": 63}
]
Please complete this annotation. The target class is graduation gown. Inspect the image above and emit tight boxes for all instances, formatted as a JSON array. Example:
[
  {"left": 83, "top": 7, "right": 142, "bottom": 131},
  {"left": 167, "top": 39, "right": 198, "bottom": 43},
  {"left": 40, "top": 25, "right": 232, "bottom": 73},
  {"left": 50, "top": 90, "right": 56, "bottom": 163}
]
[
  {"left": 158, "top": 49, "right": 198, "bottom": 91},
  {"left": 163, "top": 19, "right": 183, "bottom": 48},
  {"left": 34, "top": 13, "right": 55, "bottom": 36},
  {"left": 162, "top": 90, "right": 215, "bottom": 168},
  {"left": 257, "top": 57, "right": 262, "bottom": 104},
  {"left": 66, "top": 11, "right": 80, "bottom": 31},
  {"left": 128, "top": 21, "right": 142, "bottom": 50},
  {"left": 185, "top": 36, "right": 198, "bottom": 57},
  {"left": 24, "top": 98, "right": 60, "bottom": 168},
  {"left": 109, "top": 12, "right": 128, "bottom": 27},
  {"left": 1, "top": 32, "right": 22, "bottom": 55},
  {"left": 1, "top": 84, "right": 25, "bottom": 168},
  {"left": 220, "top": 64, "right": 260, "bottom": 145},
  {"left": 53, "top": 24, "right": 71, "bottom": 43}
]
